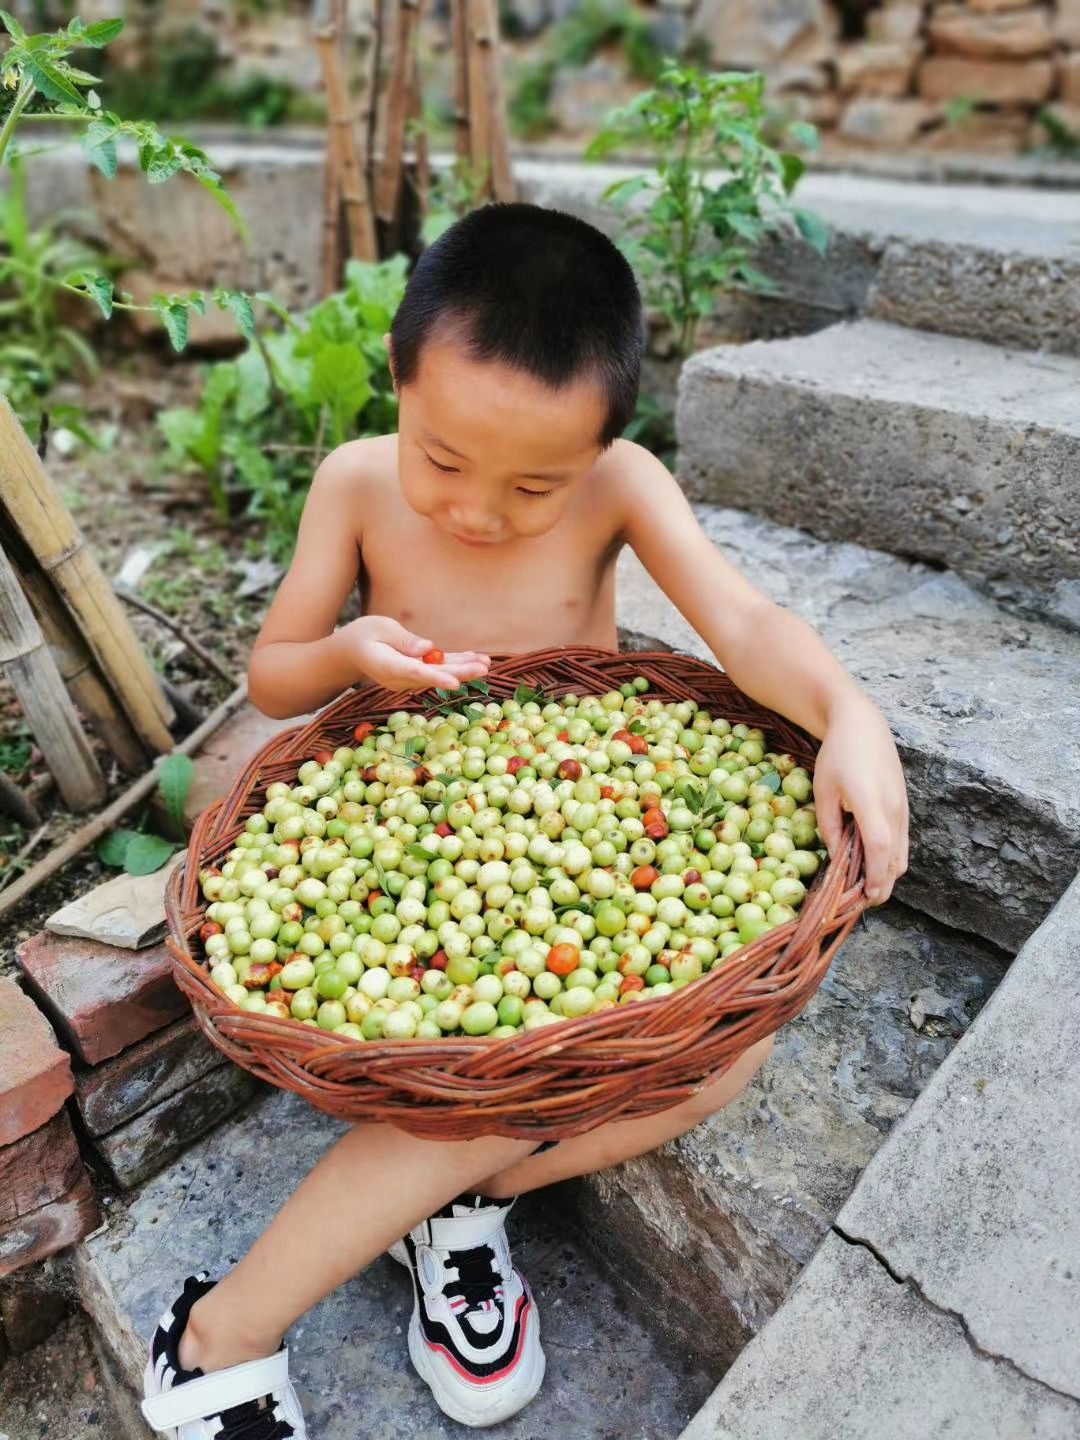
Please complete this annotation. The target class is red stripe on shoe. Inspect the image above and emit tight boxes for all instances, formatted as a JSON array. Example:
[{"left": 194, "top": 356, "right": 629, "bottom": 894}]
[{"left": 422, "top": 1294, "right": 531, "bottom": 1385}]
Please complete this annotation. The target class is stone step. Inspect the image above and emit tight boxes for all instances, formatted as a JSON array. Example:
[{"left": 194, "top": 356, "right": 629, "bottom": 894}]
[
  {"left": 677, "top": 874, "right": 1080, "bottom": 1439},
  {"left": 617, "top": 505, "right": 1080, "bottom": 953},
  {"left": 515, "top": 160, "right": 1080, "bottom": 357},
  {"left": 20, "top": 144, "right": 1080, "bottom": 356},
  {"left": 570, "top": 901, "right": 1005, "bottom": 1375},
  {"left": 675, "top": 320, "right": 1080, "bottom": 620},
  {"left": 74, "top": 1087, "right": 715, "bottom": 1440}
]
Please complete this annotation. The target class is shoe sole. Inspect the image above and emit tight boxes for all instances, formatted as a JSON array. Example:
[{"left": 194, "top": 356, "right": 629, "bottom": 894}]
[
  {"left": 143, "top": 1351, "right": 180, "bottom": 1440},
  {"left": 406, "top": 1301, "right": 546, "bottom": 1429}
]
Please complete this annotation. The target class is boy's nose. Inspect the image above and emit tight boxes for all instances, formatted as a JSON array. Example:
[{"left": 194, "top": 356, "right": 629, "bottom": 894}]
[{"left": 449, "top": 508, "right": 503, "bottom": 538}]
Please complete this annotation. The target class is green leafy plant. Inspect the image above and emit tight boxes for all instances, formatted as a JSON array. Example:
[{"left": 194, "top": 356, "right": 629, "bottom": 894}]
[
  {"left": 96, "top": 752, "right": 195, "bottom": 875},
  {"left": 0, "top": 10, "right": 264, "bottom": 361},
  {"left": 587, "top": 62, "right": 828, "bottom": 360},
  {"left": 158, "top": 255, "right": 408, "bottom": 558},
  {"left": 0, "top": 149, "right": 105, "bottom": 443},
  {"left": 510, "top": 0, "right": 665, "bottom": 140},
  {"left": 420, "top": 155, "right": 490, "bottom": 246}
]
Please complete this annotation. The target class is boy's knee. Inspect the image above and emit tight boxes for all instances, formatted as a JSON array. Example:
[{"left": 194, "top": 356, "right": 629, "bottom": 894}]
[{"left": 676, "top": 1032, "right": 775, "bottom": 1126}]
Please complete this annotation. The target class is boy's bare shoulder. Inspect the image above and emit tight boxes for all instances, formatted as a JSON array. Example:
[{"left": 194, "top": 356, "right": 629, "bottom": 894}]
[
  {"left": 591, "top": 437, "right": 677, "bottom": 517},
  {"left": 309, "top": 434, "right": 398, "bottom": 514}
]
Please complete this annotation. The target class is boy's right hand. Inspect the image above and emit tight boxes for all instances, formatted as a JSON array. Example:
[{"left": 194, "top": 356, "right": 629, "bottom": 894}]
[{"left": 343, "top": 616, "right": 491, "bottom": 693}]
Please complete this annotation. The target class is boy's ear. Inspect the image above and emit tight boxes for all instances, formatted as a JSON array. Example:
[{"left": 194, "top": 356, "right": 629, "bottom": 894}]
[{"left": 384, "top": 331, "right": 398, "bottom": 394}]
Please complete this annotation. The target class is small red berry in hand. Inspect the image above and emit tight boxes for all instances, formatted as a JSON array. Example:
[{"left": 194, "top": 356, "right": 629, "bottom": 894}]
[{"left": 423, "top": 648, "right": 445, "bottom": 666}]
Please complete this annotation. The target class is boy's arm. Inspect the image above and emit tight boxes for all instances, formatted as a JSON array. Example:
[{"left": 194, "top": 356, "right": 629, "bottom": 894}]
[
  {"left": 618, "top": 446, "right": 908, "bottom": 905},
  {"left": 248, "top": 449, "right": 488, "bottom": 718}
]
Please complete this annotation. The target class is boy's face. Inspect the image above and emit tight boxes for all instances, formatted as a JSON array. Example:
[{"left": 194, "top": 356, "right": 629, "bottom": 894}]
[{"left": 388, "top": 333, "right": 608, "bottom": 548}]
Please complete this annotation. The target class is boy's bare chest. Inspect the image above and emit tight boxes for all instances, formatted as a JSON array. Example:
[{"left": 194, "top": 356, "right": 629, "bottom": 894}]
[{"left": 358, "top": 507, "right": 621, "bottom": 653}]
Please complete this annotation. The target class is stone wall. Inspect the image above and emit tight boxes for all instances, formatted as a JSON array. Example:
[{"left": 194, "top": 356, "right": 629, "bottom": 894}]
[{"left": 12, "top": 0, "right": 1080, "bottom": 155}]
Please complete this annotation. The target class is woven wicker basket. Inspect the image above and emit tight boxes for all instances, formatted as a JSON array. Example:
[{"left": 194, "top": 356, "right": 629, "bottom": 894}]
[{"left": 166, "top": 648, "right": 866, "bottom": 1140}]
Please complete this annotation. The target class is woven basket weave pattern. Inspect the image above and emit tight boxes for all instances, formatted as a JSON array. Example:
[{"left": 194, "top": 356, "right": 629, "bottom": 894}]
[{"left": 166, "top": 648, "right": 866, "bottom": 1140}]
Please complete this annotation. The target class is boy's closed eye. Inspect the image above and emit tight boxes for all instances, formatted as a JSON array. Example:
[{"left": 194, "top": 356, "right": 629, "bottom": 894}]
[{"left": 423, "top": 451, "right": 554, "bottom": 499}]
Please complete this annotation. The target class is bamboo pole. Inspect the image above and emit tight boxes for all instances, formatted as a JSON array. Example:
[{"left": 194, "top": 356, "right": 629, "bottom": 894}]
[
  {"left": 316, "top": 20, "right": 378, "bottom": 261},
  {"left": 0, "top": 394, "right": 174, "bottom": 754},
  {"left": 464, "top": 0, "right": 492, "bottom": 197},
  {"left": 0, "top": 681, "right": 249, "bottom": 919},
  {"left": 474, "top": 0, "right": 515, "bottom": 201},
  {"left": 449, "top": 0, "right": 471, "bottom": 165},
  {"left": 408, "top": 38, "right": 431, "bottom": 217},
  {"left": 0, "top": 506, "right": 146, "bottom": 773},
  {"left": 374, "top": 0, "right": 422, "bottom": 226},
  {"left": 366, "top": 0, "right": 385, "bottom": 173},
  {"left": 319, "top": 0, "right": 346, "bottom": 293},
  {"left": 0, "top": 535, "right": 105, "bottom": 812}
]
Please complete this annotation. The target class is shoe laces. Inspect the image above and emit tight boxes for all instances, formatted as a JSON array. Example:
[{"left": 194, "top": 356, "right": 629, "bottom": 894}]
[
  {"left": 216, "top": 1399, "right": 294, "bottom": 1440},
  {"left": 442, "top": 1243, "right": 502, "bottom": 1311}
]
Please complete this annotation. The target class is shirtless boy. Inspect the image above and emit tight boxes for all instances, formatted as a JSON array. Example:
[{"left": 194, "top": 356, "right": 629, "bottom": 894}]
[{"left": 141, "top": 202, "right": 908, "bottom": 1440}]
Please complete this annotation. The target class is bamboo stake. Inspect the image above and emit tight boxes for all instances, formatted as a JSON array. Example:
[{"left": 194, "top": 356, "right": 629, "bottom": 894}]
[
  {"left": 320, "top": 99, "right": 344, "bottom": 294},
  {"left": 449, "top": 0, "right": 471, "bottom": 165},
  {"left": 407, "top": 26, "right": 431, "bottom": 216},
  {"left": 0, "top": 536, "right": 105, "bottom": 812},
  {"left": 0, "top": 506, "right": 146, "bottom": 773},
  {"left": 0, "top": 394, "right": 174, "bottom": 754},
  {"left": 474, "top": 0, "right": 515, "bottom": 201},
  {"left": 374, "top": 0, "right": 421, "bottom": 226},
  {"left": 319, "top": 0, "right": 346, "bottom": 293},
  {"left": 366, "top": 0, "right": 385, "bottom": 172},
  {"left": 316, "top": 21, "right": 378, "bottom": 261},
  {"left": 464, "top": 0, "right": 492, "bottom": 197},
  {"left": 0, "top": 681, "right": 249, "bottom": 921}
]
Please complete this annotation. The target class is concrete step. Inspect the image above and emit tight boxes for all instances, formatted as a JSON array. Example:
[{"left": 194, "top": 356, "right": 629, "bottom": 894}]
[
  {"left": 617, "top": 505, "right": 1080, "bottom": 952},
  {"left": 74, "top": 1088, "right": 715, "bottom": 1440},
  {"left": 516, "top": 160, "right": 1080, "bottom": 357},
  {"left": 21, "top": 143, "right": 1080, "bottom": 357},
  {"left": 678, "top": 873, "right": 1080, "bottom": 1440},
  {"left": 570, "top": 901, "right": 1005, "bottom": 1375},
  {"left": 675, "top": 320, "right": 1080, "bottom": 621}
]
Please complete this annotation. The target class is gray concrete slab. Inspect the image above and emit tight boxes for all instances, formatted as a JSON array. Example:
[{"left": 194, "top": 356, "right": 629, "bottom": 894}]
[
  {"left": 75, "top": 1088, "right": 713, "bottom": 1440},
  {"left": 573, "top": 904, "right": 1004, "bottom": 1371},
  {"left": 676, "top": 320, "right": 1080, "bottom": 606},
  {"left": 837, "top": 873, "right": 1080, "bottom": 1401},
  {"left": 516, "top": 159, "right": 1080, "bottom": 356},
  {"left": 617, "top": 505, "right": 1080, "bottom": 950},
  {"left": 677, "top": 1234, "right": 1080, "bottom": 1440},
  {"left": 16, "top": 143, "right": 1080, "bottom": 354}
]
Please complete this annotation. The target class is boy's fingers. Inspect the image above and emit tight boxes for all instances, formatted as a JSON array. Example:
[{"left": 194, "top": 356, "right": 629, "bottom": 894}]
[
  {"left": 861, "top": 820, "right": 894, "bottom": 905},
  {"left": 813, "top": 780, "right": 843, "bottom": 859}
]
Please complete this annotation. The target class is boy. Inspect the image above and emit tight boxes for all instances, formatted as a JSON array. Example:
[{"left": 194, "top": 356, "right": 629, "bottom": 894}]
[{"left": 142, "top": 203, "right": 908, "bottom": 1439}]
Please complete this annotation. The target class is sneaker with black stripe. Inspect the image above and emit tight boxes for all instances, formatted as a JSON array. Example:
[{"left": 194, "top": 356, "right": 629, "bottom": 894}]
[
  {"left": 389, "top": 1196, "right": 545, "bottom": 1428},
  {"left": 141, "top": 1273, "right": 307, "bottom": 1439}
]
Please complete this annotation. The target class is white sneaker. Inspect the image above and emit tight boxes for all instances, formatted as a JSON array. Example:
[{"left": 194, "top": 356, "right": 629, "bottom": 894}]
[
  {"left": 390, "top": 1196, "right": 545, "bottom": 1427},
  {"left": 142, "top": 1273, "right": 307, "bottom": 1440}
]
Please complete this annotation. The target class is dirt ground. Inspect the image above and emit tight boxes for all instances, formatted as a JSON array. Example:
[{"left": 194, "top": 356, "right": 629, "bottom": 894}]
[{"left": 0, "top": 1310, "right": 145, "bottom": 1440}]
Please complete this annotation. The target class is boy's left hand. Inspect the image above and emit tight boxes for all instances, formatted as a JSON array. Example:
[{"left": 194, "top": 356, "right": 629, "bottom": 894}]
[{"left": 812, "top": 695, "right": 909, "bottom": 907}]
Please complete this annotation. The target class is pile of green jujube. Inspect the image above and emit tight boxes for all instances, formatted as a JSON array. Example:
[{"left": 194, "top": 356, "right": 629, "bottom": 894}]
[{"left": 197, "top": 681, "right": 826, "bottom": 1042}]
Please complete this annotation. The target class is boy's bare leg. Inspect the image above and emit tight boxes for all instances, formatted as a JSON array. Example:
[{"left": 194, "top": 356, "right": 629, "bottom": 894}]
[
  {"left": 179, "top": 1127, "right": 538, "bottom": 1374},
  {"left": 477, "top": 1034, "right": 774, "bottom": 1200}
]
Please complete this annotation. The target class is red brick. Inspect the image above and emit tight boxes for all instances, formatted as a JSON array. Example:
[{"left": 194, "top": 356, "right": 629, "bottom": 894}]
[
  {"left": 0, "top": 979, "right": 73, "bottom": 1146},
  {"left": 0, "top": 1172, "right": 99, "bottom": 1279},
  {"left": 17, "top": 931, "right": 189, "bottom": 1066},
  {"left": 0, "top": 1111, "right": 84, "bottom": 1225},
  {"left": 75, "top": 1015, "right": 224, "bottom": 1138}
]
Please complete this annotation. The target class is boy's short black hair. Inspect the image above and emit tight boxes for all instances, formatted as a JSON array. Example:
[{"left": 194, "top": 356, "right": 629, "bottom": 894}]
[{"left": 389, "top": 202, "right": 643, "bottom": 448}]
